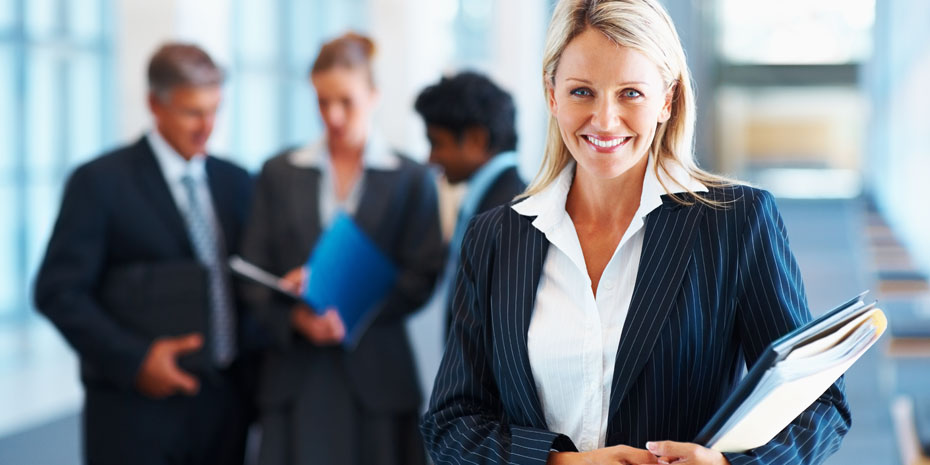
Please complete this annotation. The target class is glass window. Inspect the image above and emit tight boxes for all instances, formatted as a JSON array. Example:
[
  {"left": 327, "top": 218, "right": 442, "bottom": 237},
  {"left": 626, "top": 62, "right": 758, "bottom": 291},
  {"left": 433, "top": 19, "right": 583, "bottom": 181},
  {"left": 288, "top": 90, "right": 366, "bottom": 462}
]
[
  {"left": 0, "top": 186, "right": 17, "bottom": 316},
  {"left": 234, "top": 72, "right": 281, "bottom": 171},
  {"left": 68, "top": 0, "right": 101, "bottom": 41},
  {"left": 285, "top": 75, "right": 316, "bottom": 149},
  {"left": 717, "top": 0, "right": 875, "bottom": 64},
  {"left": 0, "top": 0, "right": 14, "bottom": 31},
  {"left": 0, "top": 45, "right": 15, "bottom": 173},
  {"left": 286, "top": 0, "right": 320, "bottom": 68},
  {"left": 25, "top": 0, "right": 56, "bottom": 38},
  {"left": 25, "top": 48, "right": 60, "bottom": 174},
  {"left": 68, "top": 53, "right": 102, "bottom": 166},
  {"left": 26, "top": 181, "right": 59, "bottom": 282},
  {"left": 2, "top": 0, "right": 112, "bottom": 324},
  {"left": 237, "top": 0, "right": 278, "bottom": 65}
]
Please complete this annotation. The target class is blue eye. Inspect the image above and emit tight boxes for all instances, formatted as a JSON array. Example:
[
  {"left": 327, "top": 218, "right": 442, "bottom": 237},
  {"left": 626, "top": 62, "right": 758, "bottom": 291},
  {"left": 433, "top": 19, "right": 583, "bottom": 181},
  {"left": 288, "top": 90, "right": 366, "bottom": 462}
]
[
  {"left": 570, "top": 88, "right": 592, "bottom": 97},
  {"left": 622, "top": 89, "right": 642, "bottom": 98}
]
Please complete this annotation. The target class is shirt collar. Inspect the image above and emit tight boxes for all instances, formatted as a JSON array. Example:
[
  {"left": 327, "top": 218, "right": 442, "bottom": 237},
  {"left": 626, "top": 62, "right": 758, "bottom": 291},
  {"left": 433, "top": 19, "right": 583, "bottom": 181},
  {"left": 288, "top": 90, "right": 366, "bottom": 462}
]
[
  {"left": 459, "top": 152, "right": 518, "bottom": 218},
  {"left": 147, "top": 129, "right": 207, "bottom": 183},
  {"left": 512, "top": 156, "right": 707, "bottom": 234},
  {"left": 288, "top": 131, "right": 400, "bottom": 171}
]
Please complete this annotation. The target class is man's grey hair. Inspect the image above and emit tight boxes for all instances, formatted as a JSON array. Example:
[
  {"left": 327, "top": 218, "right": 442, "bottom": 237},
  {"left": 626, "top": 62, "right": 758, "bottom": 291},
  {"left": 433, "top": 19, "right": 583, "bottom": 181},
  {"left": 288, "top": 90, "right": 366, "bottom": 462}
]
[{"left": 148, "top": 43, "right": 224, "bottom": 101}]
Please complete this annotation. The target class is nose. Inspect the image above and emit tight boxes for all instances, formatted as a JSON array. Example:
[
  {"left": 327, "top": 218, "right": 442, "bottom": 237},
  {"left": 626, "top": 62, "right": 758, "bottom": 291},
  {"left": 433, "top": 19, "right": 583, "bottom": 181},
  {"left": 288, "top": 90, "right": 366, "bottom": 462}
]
[
  {"left": 199, "top": 112, "right": 215, "bottom": 133},
  {"left": 591, "top": 96, "right": 619, "bottom": 131},
  {"left": 321, "top": 104, "right": 346, "bottom": 130}
]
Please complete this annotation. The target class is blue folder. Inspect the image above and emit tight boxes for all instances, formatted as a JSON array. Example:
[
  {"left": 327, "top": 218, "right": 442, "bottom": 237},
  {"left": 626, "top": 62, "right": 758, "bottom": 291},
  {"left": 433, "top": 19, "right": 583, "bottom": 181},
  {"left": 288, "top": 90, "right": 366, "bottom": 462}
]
[{"left": 303, "top": 213, "right": 397, "bottom": 349}]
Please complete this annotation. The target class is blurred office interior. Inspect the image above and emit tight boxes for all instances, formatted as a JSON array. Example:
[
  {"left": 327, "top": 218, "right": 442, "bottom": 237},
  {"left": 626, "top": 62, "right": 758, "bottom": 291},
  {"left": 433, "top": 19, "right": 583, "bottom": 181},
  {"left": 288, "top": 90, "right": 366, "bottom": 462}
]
[{"left": 1, "top": 0, "right": 929, "bottom": 464}]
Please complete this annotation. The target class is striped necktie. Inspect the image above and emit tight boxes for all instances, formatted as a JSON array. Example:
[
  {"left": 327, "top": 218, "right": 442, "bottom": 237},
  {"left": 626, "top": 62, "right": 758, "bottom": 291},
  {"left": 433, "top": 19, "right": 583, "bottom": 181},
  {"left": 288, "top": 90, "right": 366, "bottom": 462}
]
[{"left": 181, "top": 174, "right": 236, "bottom": 367}]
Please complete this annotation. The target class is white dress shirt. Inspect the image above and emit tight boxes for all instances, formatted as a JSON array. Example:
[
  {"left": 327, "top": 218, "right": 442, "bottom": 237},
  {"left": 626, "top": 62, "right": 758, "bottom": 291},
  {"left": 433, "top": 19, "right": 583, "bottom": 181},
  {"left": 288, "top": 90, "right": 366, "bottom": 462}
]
[
  {"left": 512, "top": 157, "right": 707, "bottom": 451},
  {"left": 147, "top": 130, "right": 220, "bottom": 235},
  {"left": 288, "top": 133, "right": 400, "bottom": 229}
]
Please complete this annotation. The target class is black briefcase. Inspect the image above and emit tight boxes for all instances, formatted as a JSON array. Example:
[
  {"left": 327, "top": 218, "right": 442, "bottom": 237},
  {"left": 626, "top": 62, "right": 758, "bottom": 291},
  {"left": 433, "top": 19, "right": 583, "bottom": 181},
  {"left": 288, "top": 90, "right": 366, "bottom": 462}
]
[{"left": 98, "top": 260, "right": 210, "bottom": 375}]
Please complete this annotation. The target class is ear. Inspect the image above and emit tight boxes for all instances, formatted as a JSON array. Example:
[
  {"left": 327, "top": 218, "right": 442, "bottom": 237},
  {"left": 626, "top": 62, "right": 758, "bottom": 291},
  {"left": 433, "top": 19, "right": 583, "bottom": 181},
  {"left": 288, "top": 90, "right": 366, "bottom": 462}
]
[
  {"left": 148, "top": 92, "right": 167, "bottom": 121},
  {"left": 658, "top": 83, "right": 675, "bottom": 123},
  {"left": 546, "top": 82, "right": 558, "bottom": 116},
  {"left": 147, "top": 92, "right": 160, "bottom": 114},
  {"left": 462, "top": 126, "right": 491, "bottom": 161}
]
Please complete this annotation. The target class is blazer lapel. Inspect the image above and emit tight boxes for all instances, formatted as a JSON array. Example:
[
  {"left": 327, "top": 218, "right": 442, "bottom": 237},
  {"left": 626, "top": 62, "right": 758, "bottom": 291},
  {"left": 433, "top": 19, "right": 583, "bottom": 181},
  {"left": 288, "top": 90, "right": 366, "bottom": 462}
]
[
  {"left": 352, "top": 168, "right": 394, "bottom": 247},
  {"left": 205, "top": 158, "right": 235, "bottom": 252},
  {"left": 289, "top": 167, "right": 323, "bottom": 254},
  {"left": 606, "top": 197, "right": 706, "bottom": 430},
  {"left": 131, "top": 138, "right": 193, "bottom": 255},
  {"left": 497, "top": 210, "right": 550, "bottom": 428}
]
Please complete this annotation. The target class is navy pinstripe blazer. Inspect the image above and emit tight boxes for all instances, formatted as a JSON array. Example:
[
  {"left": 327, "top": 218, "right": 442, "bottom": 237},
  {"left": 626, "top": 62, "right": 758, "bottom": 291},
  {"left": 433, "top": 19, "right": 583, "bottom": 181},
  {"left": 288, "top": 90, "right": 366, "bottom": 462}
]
[{"left": 421, "top": 184, "right": 851, "bottom": 465}]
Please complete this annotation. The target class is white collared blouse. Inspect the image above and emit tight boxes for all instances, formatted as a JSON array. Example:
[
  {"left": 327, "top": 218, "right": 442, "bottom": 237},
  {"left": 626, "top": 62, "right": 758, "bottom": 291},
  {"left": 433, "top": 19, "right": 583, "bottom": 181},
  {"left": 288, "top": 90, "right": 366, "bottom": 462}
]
[{"left": 512, "top": 158, "right": 707, "bottom": 451}]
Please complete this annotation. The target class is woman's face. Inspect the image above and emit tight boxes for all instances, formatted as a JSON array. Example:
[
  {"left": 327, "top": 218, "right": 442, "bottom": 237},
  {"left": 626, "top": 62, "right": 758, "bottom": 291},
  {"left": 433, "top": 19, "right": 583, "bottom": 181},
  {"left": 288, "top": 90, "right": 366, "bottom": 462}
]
[
  {"left": 311, "top": 67, "right": 377, "bottom": 151},
  {"left": 548, "top": 27, "right": 673, "bottom": 181}
]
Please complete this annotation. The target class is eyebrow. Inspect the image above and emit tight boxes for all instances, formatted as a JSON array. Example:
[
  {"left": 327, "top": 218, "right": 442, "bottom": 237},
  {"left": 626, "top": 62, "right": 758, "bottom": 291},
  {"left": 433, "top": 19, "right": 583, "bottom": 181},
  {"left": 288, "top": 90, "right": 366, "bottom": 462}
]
[{"left": 564, "top": 77, "right": 651, "bottom": 87}]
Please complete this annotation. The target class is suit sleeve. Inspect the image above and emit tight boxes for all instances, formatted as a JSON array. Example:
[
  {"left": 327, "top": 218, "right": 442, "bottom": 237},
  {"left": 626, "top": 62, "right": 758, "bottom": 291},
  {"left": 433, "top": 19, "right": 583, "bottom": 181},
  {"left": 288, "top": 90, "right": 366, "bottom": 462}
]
[
  {"left": 421, "top": 216, "right": 575, "bottom": 465},
  {"left": 239, "top": 161, "right": 298, "bottom": 349},
  {"left": 371, "top": 165, "right": 444, "bottom": 325},
  {"left": 724, "top": 189, "right": 851, "bottom": 465},
  {"left": 33, "top": 165, "right": 150, "bottom": 390}
]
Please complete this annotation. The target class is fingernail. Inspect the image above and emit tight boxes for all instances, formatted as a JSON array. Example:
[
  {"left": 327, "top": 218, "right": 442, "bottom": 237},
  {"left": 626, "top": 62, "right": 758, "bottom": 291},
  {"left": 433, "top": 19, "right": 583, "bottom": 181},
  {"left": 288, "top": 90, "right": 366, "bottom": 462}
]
[{"left": 646, "top": 441, "right": 656, "bottom": 451}]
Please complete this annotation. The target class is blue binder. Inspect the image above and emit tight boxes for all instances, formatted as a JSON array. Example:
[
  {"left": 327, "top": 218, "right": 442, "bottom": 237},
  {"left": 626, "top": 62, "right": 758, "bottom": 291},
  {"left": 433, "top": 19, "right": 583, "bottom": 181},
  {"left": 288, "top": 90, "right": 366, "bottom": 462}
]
[{"left": 303, "top": 213, "right": 398, "bottom": 349}]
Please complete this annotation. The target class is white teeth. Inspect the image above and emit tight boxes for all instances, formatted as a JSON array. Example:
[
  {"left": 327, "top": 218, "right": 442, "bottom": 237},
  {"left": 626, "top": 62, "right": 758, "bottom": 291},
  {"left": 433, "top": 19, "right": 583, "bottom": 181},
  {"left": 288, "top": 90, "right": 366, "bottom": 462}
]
[{"left": 585, "top": 136, "right": 626, "bottom": 148}]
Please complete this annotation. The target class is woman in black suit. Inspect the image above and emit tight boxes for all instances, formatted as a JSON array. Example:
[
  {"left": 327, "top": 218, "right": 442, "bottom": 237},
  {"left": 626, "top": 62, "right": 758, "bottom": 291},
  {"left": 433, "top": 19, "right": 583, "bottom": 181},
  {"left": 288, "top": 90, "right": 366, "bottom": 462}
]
[
  {"left": 420, "top": 1, "right": 850, "bottom": 464},
  {"left": 241, "top": 32, "right": 443, "bottom": 465}
]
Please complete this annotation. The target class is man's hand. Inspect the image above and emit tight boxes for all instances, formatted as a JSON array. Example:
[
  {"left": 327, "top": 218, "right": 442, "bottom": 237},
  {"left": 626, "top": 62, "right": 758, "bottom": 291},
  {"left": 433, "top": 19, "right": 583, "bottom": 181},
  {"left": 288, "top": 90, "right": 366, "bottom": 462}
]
[
  {"left": 134, "top": 333, "right": 203, "bottom": 398},
  {"left": 291, "top": 306, "right": 346, "bottom": 346}
]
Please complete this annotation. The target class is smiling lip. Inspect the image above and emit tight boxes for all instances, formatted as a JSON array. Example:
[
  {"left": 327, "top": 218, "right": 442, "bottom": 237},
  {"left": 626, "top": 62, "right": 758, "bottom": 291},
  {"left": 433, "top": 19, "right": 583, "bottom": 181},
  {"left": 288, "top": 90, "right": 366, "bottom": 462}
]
[{"left": 582, "top": 135, "right": 631, "bottom": 153}]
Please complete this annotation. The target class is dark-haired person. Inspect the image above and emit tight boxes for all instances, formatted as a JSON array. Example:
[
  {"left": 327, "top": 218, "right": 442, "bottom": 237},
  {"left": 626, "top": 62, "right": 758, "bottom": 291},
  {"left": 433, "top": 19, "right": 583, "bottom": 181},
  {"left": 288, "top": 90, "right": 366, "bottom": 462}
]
[
  {"left": 240, "top": 32, "right": 443, "bottom": 465},
  {"left": 34, "top": 43, "right": 262, "bottom": 465},
  {"left": 414, "top": 71, "right": 526, "bottom": 333}
]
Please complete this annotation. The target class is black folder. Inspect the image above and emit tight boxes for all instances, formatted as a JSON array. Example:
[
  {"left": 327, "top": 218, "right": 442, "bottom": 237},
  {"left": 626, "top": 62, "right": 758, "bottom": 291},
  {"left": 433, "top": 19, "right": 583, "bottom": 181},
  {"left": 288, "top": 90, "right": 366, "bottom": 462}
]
[{"left": 97, "top": 260, "right": 210, "bottom": 375}]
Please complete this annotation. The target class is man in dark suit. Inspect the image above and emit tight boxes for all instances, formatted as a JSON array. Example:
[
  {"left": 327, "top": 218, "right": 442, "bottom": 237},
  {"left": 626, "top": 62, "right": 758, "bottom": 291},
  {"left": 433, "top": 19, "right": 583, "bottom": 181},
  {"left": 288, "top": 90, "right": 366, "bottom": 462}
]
[
  {"left": 414, "top": 71, "right": 527, "bottom": 332},
  {"left": 34, "top": 43, "right": 261, "bottom": 465}
]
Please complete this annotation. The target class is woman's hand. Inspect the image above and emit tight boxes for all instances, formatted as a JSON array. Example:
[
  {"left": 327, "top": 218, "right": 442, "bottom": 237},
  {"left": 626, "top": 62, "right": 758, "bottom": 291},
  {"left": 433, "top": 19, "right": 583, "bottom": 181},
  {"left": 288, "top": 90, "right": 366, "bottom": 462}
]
[
  {"left": 548, "top": 444, "right": 657, "bottom": 464},
  {"left": 279, "top": 266, "right": 307, "bottom": 294},
  {"left": 643, "top": 441, "right": 730, "bottom": 465},
  {"left": 291, "top": 306, "right": 346, "bottom": 346},
  {"left": 281, "top": 267, "right": 346, "bottom": 346}
]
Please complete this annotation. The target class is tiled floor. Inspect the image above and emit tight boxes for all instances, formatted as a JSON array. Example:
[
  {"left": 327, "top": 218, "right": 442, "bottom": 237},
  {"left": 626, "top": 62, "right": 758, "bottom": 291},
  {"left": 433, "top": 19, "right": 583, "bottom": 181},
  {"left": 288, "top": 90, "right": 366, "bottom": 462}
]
[{"left": 0, "top": 196, "right": 920, "bottom": 464}]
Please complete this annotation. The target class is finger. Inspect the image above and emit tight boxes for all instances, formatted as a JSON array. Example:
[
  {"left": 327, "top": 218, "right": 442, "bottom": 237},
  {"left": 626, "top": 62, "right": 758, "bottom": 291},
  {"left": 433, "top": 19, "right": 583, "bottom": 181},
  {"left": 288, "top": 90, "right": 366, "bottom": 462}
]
[
  {"left": 171, "top": 333, "right": 204, "bottom": 355},
  {"left": 656, "top": 456, "right": 684, "bottom": 464},
  {"left": 170, "top": 367, "right": 200, "bottom": 395},
  {"left": 326, "top": 310, "right": 346, "bottom": 342},
  {"left": 646, "top": 441, "right": 692, "bottom": 461}
]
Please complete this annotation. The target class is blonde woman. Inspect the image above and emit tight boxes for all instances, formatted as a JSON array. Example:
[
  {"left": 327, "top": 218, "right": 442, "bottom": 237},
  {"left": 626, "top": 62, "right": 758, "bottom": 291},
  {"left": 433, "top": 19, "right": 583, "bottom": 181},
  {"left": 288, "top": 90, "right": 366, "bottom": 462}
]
[{"left": 420, "top": 1, "right": 850, "bottom": 464}]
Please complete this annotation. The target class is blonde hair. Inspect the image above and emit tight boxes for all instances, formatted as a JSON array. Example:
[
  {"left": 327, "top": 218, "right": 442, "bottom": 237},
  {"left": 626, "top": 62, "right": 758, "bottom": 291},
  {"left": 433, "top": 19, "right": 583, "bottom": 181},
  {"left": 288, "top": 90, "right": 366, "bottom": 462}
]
[
  {"left": 310, "top": 32, "right": 377, "bottom": 88},
  {"left": 524, "top": 0, "right": 731, "bottom": 205}
]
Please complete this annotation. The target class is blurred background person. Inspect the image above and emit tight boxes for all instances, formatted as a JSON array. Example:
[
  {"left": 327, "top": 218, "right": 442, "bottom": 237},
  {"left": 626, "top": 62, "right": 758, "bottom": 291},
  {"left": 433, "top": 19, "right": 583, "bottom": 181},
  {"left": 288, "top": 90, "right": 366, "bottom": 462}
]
[
  {"left": 414, "top": 71, "right": 526, "bottom": 334},
  {"left": 239, "top": 32, "right": 443, "bottom": 465},
  {"left": 32, "top": 43, "right": 261, "bottom": 465}
]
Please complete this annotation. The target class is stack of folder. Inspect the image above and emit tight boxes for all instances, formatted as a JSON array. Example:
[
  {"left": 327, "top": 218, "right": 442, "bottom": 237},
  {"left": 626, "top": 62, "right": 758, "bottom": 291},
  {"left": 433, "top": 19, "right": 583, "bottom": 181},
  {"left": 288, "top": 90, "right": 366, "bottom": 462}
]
[{"left": 695, "top": 292, "right": 886, "bottom": 452}]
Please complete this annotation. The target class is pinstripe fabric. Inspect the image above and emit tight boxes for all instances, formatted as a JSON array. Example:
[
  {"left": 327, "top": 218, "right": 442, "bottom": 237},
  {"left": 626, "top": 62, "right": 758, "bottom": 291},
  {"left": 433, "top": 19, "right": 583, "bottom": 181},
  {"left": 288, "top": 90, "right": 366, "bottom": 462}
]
[{"left": 421, "top": 184, "right": 851, "bottom": 465}]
